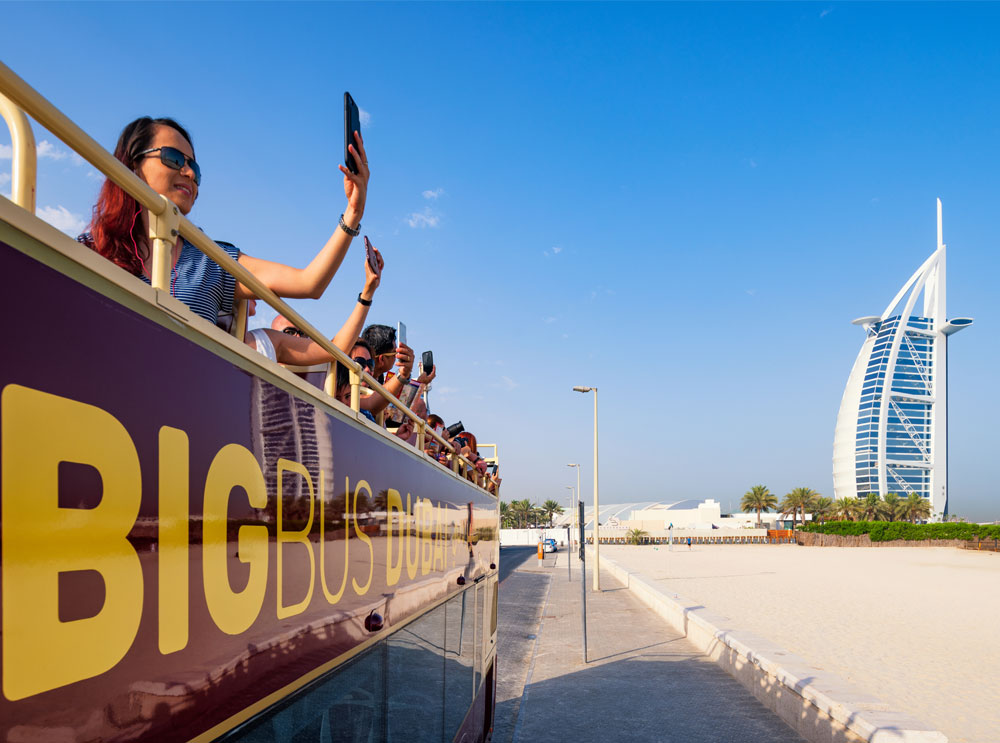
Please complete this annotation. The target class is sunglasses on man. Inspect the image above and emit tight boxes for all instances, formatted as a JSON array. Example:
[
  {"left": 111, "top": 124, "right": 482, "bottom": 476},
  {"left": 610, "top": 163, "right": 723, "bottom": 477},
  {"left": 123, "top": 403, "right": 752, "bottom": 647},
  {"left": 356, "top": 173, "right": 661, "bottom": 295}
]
[
  {"left": 136, "top": 146, "right": 202, "bottom": 185},
  {"left": 353, "top": 357, "right": 375, "bottom": 371},
  {"left": 281, "top": 327, "right": 308, "bottom": 338}
]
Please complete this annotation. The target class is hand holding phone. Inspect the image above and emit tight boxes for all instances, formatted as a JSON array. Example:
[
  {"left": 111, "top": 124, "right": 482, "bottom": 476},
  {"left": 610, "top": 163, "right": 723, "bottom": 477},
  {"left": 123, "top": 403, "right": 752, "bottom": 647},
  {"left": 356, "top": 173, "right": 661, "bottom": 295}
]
[
  {"left": 344, "top": 92, "right": 361, "bottom": 175},
  {"left": 363, "top": 236, "right": 381, "bottom": 278}
]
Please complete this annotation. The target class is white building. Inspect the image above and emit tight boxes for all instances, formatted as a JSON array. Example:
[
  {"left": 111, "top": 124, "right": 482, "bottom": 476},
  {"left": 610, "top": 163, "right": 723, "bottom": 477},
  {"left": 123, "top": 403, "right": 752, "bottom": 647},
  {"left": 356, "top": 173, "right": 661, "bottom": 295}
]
[{"left": 833, "top": 200, "right": 972, "bottom": 519}]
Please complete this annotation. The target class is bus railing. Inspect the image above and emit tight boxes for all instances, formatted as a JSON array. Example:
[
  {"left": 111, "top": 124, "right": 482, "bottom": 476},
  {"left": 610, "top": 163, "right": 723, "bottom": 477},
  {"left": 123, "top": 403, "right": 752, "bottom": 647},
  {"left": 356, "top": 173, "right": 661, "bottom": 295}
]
[
  {"left": 0, "top": 91, "right": 36, "bottom": 212},
  {"left": 0, "top": 60, "right": 492, "bottom": 492}
]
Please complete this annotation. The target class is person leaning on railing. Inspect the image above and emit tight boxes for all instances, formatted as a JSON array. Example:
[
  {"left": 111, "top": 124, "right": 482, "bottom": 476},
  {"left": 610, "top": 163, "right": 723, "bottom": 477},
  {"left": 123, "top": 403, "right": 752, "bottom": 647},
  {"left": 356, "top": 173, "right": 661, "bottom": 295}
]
[
  {"left": 360, "top": 324, "right": 414, "bottom": 412},
  {"left": 242, "top": 242, "right": 383, "bottom": 364},
  {"left": 77, "top": 116, "right": 370, "bottom": 326}
]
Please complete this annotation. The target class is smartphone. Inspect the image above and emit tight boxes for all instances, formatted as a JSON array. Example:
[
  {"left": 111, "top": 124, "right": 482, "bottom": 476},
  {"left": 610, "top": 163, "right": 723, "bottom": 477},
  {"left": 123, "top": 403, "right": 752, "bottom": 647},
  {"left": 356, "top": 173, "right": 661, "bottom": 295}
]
[
  {"left": 422, "top": 350, "right": 433, "bottom": 373},
  {"left": 344, "top": 92, "right": 361, "bottom": 175},
  {"left": 397, "top": 321, "right": 407, "bottom": 348},
  {"left": 363, "top": 236, "right": 380, "bottom": 277},
  {"left": 385, "top": 417, "right": 403, "bottom": 430}
]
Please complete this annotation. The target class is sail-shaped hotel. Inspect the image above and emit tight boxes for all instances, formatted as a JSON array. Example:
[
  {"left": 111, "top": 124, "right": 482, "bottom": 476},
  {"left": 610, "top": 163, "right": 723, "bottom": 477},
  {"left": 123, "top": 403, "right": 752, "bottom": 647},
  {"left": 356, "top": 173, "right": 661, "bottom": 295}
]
[{"left": 833, "top": 200, "right": 972, "bottom": 520}]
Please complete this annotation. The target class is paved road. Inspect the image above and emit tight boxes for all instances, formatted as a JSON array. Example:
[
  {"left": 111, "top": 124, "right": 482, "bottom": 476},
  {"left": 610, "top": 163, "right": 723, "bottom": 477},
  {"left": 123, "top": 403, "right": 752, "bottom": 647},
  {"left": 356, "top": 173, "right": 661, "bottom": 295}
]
[
  {"left": 493, "top": 549, "right": 804, "bottom": 743},
  {"left": 493, "top": 547, "right": 551, "bottom": 743},
  {"left": 497, "top": 546, "right": 540, "bottom": 583}
]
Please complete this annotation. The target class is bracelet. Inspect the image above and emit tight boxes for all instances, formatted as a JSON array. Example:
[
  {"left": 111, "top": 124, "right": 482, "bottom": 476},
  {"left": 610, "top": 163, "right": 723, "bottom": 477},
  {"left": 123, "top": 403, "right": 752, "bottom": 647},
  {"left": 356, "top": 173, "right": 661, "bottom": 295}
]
[
  {"left": 339, "top": 213, "right": 360, "bottom": 237},
  {"left": 357, "top": 293, "right": 372, "bottom": 307}
]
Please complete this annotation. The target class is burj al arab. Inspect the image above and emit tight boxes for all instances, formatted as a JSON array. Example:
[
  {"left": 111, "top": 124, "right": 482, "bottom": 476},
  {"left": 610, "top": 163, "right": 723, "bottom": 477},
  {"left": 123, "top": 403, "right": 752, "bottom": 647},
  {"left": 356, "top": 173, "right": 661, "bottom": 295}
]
[{"left": 832, "top": 200, "right": 973, "bottom": 520}]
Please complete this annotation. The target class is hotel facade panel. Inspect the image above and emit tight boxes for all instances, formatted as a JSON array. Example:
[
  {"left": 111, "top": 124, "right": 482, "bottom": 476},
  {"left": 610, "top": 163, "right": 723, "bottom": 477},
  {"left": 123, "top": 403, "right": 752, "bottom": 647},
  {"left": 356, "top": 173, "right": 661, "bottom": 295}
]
[{"left": 832, "top": 201, "right": 972, "bottom": 519}]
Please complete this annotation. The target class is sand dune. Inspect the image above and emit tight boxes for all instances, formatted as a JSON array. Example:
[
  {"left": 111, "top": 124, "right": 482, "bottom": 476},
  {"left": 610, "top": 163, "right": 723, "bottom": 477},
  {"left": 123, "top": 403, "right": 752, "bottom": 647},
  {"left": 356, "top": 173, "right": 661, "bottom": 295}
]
[{"left": 603, "top": 543, "right": 1000, "bottom": 743}]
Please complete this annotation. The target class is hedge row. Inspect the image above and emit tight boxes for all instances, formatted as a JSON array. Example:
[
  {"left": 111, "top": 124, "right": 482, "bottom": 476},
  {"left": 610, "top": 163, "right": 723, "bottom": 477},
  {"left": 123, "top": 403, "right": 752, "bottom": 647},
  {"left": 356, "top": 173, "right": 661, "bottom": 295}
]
[{"left": 799, "top": 521, "right": 1000, "bottom": 541}]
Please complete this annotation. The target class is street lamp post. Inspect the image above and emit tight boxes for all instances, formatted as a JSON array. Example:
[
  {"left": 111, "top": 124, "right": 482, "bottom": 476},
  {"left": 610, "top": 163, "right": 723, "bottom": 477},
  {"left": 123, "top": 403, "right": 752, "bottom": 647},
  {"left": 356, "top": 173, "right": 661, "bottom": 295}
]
[
  {"left": 567, "top": 463, "right": 580, "bottom": 565},
  {"left": 564, "top": 485, "right": 574, "bottom": 581},
  {"left": 572, "top": 386, "right": 600, "bottom": 591}
]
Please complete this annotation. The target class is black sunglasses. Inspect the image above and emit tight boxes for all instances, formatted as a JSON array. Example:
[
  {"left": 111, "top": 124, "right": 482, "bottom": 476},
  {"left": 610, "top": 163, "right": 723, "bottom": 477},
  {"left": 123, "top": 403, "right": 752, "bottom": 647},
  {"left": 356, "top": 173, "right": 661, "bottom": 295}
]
[
  {"left": 136, "top": 146, "right": 201, "bottom": 185},
  {"left": 353, "top": 356, "right": 374, "bottom": 371},
  {"left": 281, "top": 327, "right": 308, "bottom": 338}
]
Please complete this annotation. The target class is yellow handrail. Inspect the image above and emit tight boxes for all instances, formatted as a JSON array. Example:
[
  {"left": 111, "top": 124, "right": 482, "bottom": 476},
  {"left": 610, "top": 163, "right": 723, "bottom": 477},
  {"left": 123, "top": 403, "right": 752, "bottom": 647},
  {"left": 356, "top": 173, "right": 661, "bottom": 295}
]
[
  {"left": 0, "top": 61, "right": 492, "bottom": 491},
  {"left": 0, "top": 91, "right": 36, "bottom": 213}
]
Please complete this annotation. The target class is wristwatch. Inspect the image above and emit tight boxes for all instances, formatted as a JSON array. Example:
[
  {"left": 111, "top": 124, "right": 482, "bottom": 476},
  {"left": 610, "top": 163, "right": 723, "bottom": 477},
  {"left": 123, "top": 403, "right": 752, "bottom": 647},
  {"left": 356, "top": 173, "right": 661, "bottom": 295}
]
[{"left": 339, "top": 213, "right": 360, "bottom": 237}]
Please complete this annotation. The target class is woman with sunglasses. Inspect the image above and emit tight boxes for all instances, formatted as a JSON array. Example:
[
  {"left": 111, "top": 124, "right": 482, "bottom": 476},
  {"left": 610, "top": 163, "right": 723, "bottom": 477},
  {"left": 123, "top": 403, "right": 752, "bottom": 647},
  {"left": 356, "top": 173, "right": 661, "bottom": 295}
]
[{"left": 79, "top": 116, "right": 370, "bottom": 326}]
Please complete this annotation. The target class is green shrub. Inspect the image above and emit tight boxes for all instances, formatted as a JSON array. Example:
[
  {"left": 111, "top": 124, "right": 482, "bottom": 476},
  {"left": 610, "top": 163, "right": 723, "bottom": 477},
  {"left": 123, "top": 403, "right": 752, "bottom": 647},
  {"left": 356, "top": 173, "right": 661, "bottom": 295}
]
[{"left": 800, "top": 521, "right": 1000, "bottom": 541}]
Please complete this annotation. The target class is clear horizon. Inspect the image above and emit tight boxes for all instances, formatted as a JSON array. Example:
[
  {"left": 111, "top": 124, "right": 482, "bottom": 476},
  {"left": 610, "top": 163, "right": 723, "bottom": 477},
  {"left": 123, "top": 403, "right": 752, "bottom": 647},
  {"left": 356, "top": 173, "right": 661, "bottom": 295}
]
[{"left": 2, "top": 2, "right": 997, "bottom": 520}]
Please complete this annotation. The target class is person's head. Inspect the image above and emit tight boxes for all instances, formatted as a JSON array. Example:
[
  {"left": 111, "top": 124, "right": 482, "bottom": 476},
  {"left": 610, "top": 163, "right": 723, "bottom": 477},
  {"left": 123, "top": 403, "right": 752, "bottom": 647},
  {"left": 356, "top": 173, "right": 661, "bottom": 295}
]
[
  {"left": 351, "top": 339, "right": 375, "bottom": 377},
  {"left": 458, "top": 431, "right": 478, "bottom": 455},
  {"left": 131, "top": 120, "right": 200, "bottom": 215},
  {"left": 427, "top": 414, "right": 444, "bottom": 431},
  {"left": 411, "top": 396, "right": 427, "bottom": 421},
  {"left": 89, "top": 117, "right": 197, "bottom": 275},
  {"left": 361, "top": 324, "right": 397, "bottom": 376},
  {"left": 272, "top": 314, "right": 307, "bottom": 338},
  {"left": 334, "top": 361, "right": 351, "bottom": 406}
]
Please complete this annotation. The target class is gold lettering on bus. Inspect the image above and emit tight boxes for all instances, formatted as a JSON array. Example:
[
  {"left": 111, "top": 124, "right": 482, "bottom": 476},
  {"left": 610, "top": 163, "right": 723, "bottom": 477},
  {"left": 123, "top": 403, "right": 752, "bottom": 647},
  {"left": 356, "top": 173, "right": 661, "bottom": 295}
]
[
  {"left": 158, "top": 425, "right": 189, "bottom": 654},
  {"left": 319, "top": 473, "right": 350, "bottom": 604},
  {"left": 276, "top": 458, "right": 315, "bottom": 619},
  {"left": 351, "top": 479, "right": 374, "bottom": 595},
  {"left": 202, "top": 443, "right": 267, "bottom": 635},
  {"left": 385, "top": 488, "right": 403, "bottom": 586},
  {"left": 405, "top": 493, "right": 419, "bottom": 580},
  {"left": 0, "top": 384, "right": 490, "bottom": 701},
  {"left": 433, "top": 504, "right": 445, "bottom": 571},
  {"left": 1, "top": 385, "right": 143, "bottom": 700},
  {"left": 420, "top": 498, "right": 433, "bottom": 575}
]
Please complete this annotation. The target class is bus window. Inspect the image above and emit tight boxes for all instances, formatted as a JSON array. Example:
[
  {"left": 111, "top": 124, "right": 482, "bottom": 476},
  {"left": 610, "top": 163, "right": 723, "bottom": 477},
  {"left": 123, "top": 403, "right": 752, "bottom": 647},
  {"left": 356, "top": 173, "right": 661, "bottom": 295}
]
[
  {"left": 444, "top": 591, "right": 475, "bottom": 733},
  {"left": 387, "top": 607, "right": 445, "bottom": 741},
  {"left": 221, "top": 643, "right": 386, "bottom": 742}
]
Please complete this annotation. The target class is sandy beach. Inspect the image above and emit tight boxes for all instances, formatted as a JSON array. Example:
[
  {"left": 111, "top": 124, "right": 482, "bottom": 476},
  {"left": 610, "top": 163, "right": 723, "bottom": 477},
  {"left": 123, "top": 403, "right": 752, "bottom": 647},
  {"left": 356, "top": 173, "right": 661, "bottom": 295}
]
[{"left": 602, "top": 543, "right": 1000, "bottom": 743}]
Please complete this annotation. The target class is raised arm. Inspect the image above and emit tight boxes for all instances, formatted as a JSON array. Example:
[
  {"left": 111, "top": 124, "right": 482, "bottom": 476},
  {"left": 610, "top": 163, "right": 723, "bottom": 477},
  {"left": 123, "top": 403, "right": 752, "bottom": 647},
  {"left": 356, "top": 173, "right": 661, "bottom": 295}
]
[
  {"left": 361, "top": 343, "right": 414, "bottom": 414},
  {"left": 267, "top": 250, "right": 383, "bottom": 367},
  {"left": 235, "top": 131, "right": 370, "bottom": 300}
]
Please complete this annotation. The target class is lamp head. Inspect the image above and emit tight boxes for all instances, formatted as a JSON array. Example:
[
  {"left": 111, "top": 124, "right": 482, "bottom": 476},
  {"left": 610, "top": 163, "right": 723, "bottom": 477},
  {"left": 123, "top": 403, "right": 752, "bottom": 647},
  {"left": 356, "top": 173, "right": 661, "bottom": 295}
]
[
  {"left": 572, "top": 386, "right": 592, "bottom": 393},
  {"left": 567, "top": 463, "right": 579, "bottom": 468}
]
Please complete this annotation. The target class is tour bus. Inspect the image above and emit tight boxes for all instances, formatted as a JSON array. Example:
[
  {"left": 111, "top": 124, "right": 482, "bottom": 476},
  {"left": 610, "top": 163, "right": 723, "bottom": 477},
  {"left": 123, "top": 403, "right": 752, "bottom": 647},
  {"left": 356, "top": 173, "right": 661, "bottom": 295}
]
[{"left": 0, "top": 62, "right": 499, "bottom": 742}]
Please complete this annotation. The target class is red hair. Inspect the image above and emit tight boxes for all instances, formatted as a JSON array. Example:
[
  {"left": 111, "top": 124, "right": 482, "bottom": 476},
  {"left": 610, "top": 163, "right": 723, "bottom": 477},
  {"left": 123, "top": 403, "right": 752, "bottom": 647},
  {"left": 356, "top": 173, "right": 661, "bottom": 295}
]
[{"left": 86, "top": 117, "right": 193, "bottom": 276}]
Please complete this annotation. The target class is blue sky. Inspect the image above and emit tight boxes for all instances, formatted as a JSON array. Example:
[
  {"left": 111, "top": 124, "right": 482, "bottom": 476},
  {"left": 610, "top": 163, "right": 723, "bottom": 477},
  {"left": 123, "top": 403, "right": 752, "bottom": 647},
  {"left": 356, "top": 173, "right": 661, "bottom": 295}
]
[{"left": 3, "top": 2, "right": 998, "bottom": 520}]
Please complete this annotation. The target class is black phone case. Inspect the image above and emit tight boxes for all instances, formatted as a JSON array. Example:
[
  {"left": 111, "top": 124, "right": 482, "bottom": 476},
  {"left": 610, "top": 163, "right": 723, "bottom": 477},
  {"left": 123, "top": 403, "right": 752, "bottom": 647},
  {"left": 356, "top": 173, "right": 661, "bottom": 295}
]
[
  {"left": 422, "top": 351, "right": 433, "bottom": 372},
  {"left": 344, "top": 92, "right": 360, "bottom": 175}
]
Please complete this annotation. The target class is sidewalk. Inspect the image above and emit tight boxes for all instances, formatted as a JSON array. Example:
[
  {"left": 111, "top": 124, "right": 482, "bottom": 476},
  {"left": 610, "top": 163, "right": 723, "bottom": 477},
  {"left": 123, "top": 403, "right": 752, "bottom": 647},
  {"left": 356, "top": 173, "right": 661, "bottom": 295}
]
[{"left": 503, "top": 551, "right": 804, "bottom": 743}]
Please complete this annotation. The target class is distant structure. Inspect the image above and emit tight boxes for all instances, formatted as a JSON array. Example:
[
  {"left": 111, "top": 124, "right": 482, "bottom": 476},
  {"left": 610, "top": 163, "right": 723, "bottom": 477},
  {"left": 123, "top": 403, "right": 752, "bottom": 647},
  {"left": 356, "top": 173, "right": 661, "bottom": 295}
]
[{"left": 833, "top": 200, "right": 972, "bottom": 519}]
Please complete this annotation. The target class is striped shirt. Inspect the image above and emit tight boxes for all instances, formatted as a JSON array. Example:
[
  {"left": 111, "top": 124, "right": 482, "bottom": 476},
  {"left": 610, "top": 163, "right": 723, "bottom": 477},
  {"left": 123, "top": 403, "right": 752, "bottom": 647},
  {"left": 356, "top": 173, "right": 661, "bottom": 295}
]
[{"left": 78, "top": 233, "right": 241, "bottom": 326}]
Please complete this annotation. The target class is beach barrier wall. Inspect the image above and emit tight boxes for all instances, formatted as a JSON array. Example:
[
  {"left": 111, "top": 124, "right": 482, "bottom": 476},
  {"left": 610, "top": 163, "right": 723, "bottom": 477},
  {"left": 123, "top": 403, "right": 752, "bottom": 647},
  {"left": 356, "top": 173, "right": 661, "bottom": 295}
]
[
  {"left": 598, "top": 553, "right": 948, "bottom": 743},
  {"left": 795, "top": 532, "right": 968, "bottom": 549}
]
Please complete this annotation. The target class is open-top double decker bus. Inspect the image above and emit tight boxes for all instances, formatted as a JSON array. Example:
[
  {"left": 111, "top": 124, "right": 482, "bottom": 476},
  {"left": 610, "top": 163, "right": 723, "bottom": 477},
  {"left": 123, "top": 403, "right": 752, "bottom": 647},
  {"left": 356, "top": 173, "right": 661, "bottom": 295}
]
[{"left": 0, "top": 62, "right": 499, "bottom": 743}]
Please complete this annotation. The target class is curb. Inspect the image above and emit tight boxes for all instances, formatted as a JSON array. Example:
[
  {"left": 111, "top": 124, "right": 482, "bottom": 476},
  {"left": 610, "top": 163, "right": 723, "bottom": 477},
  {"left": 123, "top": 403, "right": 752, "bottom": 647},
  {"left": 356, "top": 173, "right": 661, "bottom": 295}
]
[{"left": 598, "top": 553, "right": 948, "bottom": 743}]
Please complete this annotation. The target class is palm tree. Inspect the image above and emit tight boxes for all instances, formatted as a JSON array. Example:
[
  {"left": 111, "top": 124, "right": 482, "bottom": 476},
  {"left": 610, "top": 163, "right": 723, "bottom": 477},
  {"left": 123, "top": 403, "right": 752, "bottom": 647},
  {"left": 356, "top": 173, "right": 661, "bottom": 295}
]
[
  {"left": 740, "top": 485, "right": 778, "bottom": 527},
  {"left": 812, "top": 496, "right": 834, "bottom": 524},
  {"left": 860, "top": 493, "right": 883, "bottom": 521},
  {"left": 541, "top": 499, "right": 564, "bottom": 527},
  {"left": 500, "top": 501, "right": 514, "bottom": 529},
  {"left": 903, "top": 493, "right": 932, "bottom": 523},
  {"left": 882, "top": 493, "right": 903, "bottom": 522},
  {"left": 834, "top": 497, "right": 858, "bottom": 521},
  {"left": 781, "top": 487, "right": 818, "bottom": 529},
  {"left": 626, "top": 527, "right": 648, "bottom": 545},
  {"left": 509, "top": 499, "right": 533, "bottom": 528}
]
